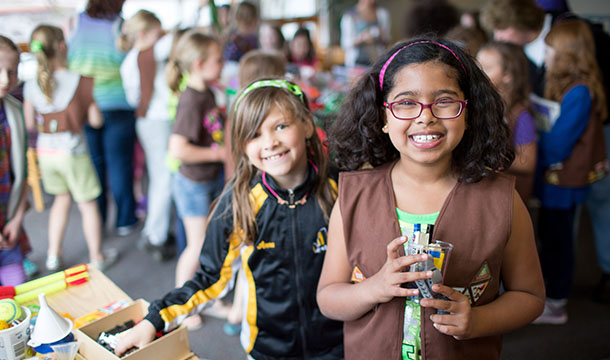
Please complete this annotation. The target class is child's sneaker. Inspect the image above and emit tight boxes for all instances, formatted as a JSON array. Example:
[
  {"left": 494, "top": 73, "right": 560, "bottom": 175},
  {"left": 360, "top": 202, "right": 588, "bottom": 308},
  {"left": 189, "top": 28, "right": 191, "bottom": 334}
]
[
  {"left": 92, "top": 248, "right": 120, "bottom": 272},
  {"left": 45, "top": 255, "right": 62, "bottom": 272},
  {"left": 532, "top": 298, "right": 567, "bottom": 325},
  {"left": 23, "top": 258, "right": 39, "bottom": 278},
  {"left": 223, "top": 322, "right": 241, "bottom": 336}
]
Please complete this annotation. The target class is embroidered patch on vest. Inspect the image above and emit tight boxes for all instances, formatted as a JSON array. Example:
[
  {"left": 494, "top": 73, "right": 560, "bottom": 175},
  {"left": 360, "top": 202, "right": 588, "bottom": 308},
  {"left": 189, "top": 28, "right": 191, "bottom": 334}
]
[
  {"left": 453, "top": 262, "right": 492, "bottom": 305},
  {"left": 351, "top": 266, "right": 366, "bottom": 283},
  {"left": 472, "top": 262, "right": 491, "bottom": 283},
  {"left": 313, "top": 227, "right": 327, "bottom": 253}
]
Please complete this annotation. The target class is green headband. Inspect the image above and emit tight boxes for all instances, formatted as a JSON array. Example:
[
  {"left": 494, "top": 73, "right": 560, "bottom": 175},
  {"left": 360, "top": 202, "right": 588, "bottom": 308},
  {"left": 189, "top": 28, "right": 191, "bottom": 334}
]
[
  {"left": 233, "top": 79, "right": 304, "bottom": 113},
  {"left": 30, "top": 40, "right": 43, "bottom": 53}
]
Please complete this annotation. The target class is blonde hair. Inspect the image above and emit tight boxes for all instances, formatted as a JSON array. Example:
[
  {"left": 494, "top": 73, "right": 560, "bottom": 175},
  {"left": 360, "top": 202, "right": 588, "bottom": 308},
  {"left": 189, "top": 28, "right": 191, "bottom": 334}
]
[
  {"left": 166, "top": 30, "right": 220, "bottom": 93},
  {"left": 30, "top": 25, "right": 65, "bottom": 103},
  {"left": 545, "top": 19, "right": 607, "bottom": 121},
  {"left": 226, "top": 82, "right": 335, "bottom": 246},
  {"left": 117, "top": 9, "right": 161, "bottom": 52},
  {"left": 238, "top": 50, "right": 286, "bottom": 87}
]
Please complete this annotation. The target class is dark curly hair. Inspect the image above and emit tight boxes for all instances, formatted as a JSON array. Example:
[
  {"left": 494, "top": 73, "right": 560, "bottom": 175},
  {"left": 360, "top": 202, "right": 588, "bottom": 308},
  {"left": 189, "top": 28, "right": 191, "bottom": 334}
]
[{"left": 329, "top": 38, "right": 514, "bottom": 183}]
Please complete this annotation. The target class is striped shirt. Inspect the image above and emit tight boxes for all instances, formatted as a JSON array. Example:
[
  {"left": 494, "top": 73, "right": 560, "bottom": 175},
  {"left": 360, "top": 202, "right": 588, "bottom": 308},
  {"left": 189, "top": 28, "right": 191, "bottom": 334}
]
[{"left": 67, "top": 12, "right": 131, "bottom": 111}]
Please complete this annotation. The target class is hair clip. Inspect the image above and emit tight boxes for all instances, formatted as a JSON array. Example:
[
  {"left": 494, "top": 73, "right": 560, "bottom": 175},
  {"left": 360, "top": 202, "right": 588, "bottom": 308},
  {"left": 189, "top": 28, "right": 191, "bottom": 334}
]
[{"left": 30, "top": 40, "right": 43, "bottom": 54}]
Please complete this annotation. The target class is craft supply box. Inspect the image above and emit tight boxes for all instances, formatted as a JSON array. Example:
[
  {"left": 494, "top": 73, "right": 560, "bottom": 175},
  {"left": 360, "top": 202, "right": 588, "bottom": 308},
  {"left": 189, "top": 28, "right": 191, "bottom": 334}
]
[{"left": 74, "top": 299, "right": 194, "bottom": 360}]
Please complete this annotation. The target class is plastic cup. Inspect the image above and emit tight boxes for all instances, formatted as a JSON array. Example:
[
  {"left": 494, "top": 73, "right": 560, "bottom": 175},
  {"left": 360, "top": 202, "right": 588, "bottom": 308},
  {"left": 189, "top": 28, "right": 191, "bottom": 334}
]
[
  {"left": 405, "top": 240, "right": 453, "bottom": 305},
  {"left": 405, "top": 240, "right": 453, "bottom": 280},
  {"left": 51, "top": 341, "right": 80, "bottom": 360}
]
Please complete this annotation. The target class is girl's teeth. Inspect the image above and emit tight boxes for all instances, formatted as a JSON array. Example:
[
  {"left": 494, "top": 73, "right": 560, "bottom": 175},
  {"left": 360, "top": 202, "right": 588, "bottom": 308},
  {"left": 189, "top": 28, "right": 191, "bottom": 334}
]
[{"left": 413, "top": 135, "right": 440, "bottom": 143}]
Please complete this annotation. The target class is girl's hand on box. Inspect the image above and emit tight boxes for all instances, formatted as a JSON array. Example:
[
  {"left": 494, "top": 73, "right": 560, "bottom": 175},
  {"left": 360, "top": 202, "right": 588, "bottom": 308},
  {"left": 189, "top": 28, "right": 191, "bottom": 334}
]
[
  {"left": 114, "top": 320, "right": 156, "bottom": 356},
  {"left": 420, "top": 284, "right": 473, "bottom": 340},
  {"left": 368, "top": 236, "right": 433, "bottom": 304}
]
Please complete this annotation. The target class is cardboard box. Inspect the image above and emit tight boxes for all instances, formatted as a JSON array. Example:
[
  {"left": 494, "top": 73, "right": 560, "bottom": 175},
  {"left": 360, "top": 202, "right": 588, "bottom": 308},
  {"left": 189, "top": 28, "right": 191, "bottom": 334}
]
[{"left": 74, "top": 299, "right": 194, "bottom": 360}]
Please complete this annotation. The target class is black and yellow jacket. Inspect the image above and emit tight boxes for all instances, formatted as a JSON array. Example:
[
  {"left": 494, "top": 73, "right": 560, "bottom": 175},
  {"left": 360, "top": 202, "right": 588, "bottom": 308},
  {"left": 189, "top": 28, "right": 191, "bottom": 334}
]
[{"left": 145, "top": 164, "right": 344, "bottom": 360}]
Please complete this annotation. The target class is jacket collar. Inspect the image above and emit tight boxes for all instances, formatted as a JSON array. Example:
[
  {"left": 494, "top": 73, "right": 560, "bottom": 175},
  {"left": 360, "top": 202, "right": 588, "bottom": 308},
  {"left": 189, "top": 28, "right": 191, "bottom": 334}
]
[{"left": 258, "top": 161, "right": 317, "bottom": 207}]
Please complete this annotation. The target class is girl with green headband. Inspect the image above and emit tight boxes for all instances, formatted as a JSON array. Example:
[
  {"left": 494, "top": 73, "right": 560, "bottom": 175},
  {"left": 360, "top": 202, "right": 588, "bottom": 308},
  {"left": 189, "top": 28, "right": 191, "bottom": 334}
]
[{"left": 115, "top": 79, "right": 343, "bottom": 359}]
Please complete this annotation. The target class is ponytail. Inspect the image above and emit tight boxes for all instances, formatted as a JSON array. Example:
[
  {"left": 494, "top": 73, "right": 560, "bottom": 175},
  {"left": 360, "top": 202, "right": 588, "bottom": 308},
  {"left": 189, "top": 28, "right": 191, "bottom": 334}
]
[
  {"left": 30, "top": 25, "right": 65, "bottom": 104},
  {"left": 166, "top": 59, "right": 183, "bottom": 94},
  {"left": 35, "top": 52, "right": 55, "bottom": 103},
  {"left": 116, "top": 32, "right": 133, "bottom": 52}
]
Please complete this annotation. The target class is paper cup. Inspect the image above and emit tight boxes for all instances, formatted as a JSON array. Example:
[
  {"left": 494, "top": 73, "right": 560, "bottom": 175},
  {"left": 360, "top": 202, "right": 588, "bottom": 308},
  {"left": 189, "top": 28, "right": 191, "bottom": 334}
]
[{"left": 0, "top": 306, "right": 31, "bottom": 360}]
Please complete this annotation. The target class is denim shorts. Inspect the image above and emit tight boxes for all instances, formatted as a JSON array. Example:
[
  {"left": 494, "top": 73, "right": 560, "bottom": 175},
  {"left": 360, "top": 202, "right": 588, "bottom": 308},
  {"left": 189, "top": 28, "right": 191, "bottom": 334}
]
[{"left": 172, "top": 171, "right": 224, "bottom": 218}]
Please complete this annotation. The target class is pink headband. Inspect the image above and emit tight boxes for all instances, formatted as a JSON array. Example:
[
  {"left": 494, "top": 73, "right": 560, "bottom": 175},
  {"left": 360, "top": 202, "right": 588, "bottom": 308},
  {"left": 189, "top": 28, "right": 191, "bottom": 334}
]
[{"left": 378, "top": 41, "right": 467, "bottom": 90}]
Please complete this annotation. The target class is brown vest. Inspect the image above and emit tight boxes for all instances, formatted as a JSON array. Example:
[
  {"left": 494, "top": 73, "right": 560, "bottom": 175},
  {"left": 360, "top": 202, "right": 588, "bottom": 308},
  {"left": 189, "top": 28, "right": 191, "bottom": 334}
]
[
  {"left": 544, "top": 87, "right": 609, "bottom": 187},
  {"left": 40, "top": 76, "right": 94, "bottom": 134},
  {"left": 136, "top": 47, "right": 155, "bottom": 119},
  {"left": 339, "top": 162, "right": 514, "bottom": 360}
]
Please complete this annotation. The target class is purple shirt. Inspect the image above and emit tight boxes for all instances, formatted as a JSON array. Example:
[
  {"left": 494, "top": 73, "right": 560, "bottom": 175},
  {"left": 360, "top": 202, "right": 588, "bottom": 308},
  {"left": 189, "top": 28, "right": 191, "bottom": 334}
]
[{"left": 514, "top": 109, "right": 537, "bottom": 146}]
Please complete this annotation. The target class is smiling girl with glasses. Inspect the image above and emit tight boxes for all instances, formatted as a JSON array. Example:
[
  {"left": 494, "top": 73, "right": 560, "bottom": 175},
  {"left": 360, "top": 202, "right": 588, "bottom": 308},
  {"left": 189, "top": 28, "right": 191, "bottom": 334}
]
[{"left": 318, "top": 38, "right": 545, "bottom": 360}]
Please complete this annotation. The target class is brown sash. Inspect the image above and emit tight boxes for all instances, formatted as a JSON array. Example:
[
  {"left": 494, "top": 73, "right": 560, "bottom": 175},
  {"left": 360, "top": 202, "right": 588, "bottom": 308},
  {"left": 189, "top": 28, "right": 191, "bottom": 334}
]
[
  {"left": 136, "top": 47, "right": 155, "bottom": 119},
  {"left": 544, "top": 89, "right": 608, "bottom": 187},
  {"left": 40, "top": 76, "right": 94, "bottom": 134}
]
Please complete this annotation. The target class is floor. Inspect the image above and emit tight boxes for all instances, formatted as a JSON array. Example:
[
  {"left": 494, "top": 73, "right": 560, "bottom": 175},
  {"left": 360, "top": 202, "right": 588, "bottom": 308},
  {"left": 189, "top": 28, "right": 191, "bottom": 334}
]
[{"left": 21, "top": 193, "right": 610, "bottom": 360}]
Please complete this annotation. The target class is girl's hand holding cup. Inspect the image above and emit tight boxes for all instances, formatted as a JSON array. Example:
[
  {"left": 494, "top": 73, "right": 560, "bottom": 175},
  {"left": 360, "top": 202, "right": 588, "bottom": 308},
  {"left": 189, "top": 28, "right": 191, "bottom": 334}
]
[
  {"left": 420, "top": 284, "right": 473, "bottom": 340},
  {"left": 368, "top": 236, "right": 435, "bottom": 304}
]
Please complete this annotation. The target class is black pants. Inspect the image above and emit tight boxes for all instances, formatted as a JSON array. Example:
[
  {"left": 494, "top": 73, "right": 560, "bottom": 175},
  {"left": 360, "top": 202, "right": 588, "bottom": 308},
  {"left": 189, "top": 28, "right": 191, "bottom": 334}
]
[{"left": 538, "top": 206, "right": 576, "bottom": 299}]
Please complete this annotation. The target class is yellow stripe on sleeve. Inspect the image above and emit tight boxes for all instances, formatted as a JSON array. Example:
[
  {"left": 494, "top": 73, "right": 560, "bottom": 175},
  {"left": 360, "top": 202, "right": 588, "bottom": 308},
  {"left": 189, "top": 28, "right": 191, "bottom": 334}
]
[
  {"left": 160, "top": 183, "right": 268, "bottom": 335},
  {"left": 241, "top": 245, "right": 257, "bottom": 353},
  {"left": 159, "top": 231, "right": 242, "bottom": 323}
]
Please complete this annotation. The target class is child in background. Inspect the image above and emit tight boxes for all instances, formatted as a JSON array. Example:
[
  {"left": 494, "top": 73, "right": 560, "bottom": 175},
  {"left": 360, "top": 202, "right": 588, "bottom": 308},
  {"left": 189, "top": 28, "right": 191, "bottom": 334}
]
[
  {"left": 223, "top": 1, "right": 260, "bottom": 62},
  {"left": 237, "top": 50, "right": 286, "bottom": 88},
  {"left": 446, "top": 25, "right": 487, "bottom": 56},
  {"left": 166, "top": 31, "right": 227, "bottom": 329},
  {"left": 222, "top": 51, "right": 286, "bottom": 336},
  {"left": 23, "top": 25, "right": 116, "bottom": 272},
  {"left": 67, "top": 0, "right": 138, "bottom": 237},
  {"left": 477, "top": 41, "right": 537, "bottom": 203},
  {"left": 534, "top": 19, "right": 608, "bottom": 324},
  {"left": 287, "top": 27, "right": 318, "bottom": 69},
  {"left": 0, "top": 36, "right": 28, "bottom": 285},
  {"left": 119, "top": 10, "right": 176, "bottom": 261},
  {"left": 317, "top": 39, "right": 545, "bottom": 359},
  {"left": 259, "top": 23, "right": 285, "bottom": 56},
  {"left": 115, "top": 79, "right": 343, "bottom": 359}
]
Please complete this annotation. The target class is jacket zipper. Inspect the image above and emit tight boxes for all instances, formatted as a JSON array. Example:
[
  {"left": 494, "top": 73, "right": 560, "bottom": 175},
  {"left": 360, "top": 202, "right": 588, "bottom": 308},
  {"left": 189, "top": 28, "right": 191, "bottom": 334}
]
[{"left": 288, "top": 188, "right": 309, "bottom": 358}]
